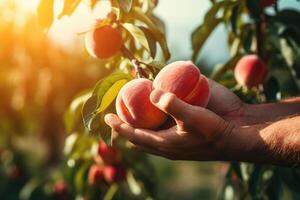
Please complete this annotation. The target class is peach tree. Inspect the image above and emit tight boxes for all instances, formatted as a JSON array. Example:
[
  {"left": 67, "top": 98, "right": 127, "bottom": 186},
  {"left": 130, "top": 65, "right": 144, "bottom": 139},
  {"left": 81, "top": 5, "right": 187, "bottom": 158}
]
[{"left": 38, "top": 0, "right": 300, "bottom": 199}]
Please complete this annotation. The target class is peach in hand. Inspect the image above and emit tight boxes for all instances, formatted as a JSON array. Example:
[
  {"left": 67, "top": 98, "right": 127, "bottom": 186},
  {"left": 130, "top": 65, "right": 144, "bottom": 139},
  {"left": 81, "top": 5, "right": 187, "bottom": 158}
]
[
  {"left": 153, "top": 61, "right": 210, "bottom": 107},
  {"left": 116, "top": 78, "right": 167, "bottom": 129}
]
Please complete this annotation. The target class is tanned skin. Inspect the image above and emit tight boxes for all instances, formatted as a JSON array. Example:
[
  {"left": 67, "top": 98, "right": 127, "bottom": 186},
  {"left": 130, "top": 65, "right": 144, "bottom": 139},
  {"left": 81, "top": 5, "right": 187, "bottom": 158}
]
[{"left": 105, "top": 79, "right": 300, "bottom": 166}]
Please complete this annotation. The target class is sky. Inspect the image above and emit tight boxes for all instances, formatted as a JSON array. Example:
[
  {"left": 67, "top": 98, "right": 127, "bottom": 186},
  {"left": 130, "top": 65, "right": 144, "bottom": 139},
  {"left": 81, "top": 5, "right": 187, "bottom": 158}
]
[{"left": 14, "top": 0, "right": 300, "bottom": 66}]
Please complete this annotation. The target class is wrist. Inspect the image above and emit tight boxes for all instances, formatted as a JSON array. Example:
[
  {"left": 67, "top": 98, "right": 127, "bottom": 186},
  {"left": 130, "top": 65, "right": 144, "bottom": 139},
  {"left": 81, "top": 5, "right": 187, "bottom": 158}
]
[{"left": 215, "top": 123, "right": 269, "bottom": 163}]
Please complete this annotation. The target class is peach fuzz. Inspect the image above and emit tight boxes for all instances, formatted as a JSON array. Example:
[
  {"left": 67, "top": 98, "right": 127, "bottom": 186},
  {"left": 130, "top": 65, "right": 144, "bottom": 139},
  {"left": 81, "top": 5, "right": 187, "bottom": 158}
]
[
  {"left": 85, "top": 25, "right": 122, "bottom": 59},
  {"left": 234, "top": 55, "right": 268, "bottom": 88},
  {"left": 116, "top": 78, "right": 167, "bottom": 129},
  {"left": 153, "top": 61, "right": 210, "bottom": 107}
]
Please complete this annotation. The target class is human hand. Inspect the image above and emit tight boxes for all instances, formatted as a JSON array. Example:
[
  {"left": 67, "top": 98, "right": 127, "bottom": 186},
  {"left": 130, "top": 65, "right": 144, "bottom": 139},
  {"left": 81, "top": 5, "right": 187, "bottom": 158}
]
[
  {"left": 207, "top": 79, "right": 246, "bottom": 125},
  {"left": 105, "top": 89, "right": 236, "bottom": 161}
]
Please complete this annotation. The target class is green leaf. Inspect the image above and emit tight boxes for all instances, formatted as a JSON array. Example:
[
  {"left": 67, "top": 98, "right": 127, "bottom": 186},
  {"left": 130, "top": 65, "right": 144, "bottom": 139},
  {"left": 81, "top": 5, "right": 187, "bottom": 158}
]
[
  {"left": 64, "top": 133, "right": 79, "bottom": 155},
  {"left": 104, "top": 184, "right": 118, "bottom": 200},
  {"left": 37, "top": 0, "right": 54, "bottom": 31},
  {"left": 246, "top": 0, "right": 261, "bottom": 22},
  {"left": 127, "top": 170, "right": 142, "bottom": 195},
  {"left": 64, "top": 91, "right": 92, "bottom": 133},
  {"left": 93, "top": 72, "right": 132, "bottom": 108},
  {"left": 97, "top": 79, "right": 128, "bottom": 112},
  {"left": 58, "top": 0, "right": 81, "bottom": 19},
  {"left": 275, "top": 9, "right": 300, "bottom": 27},
  {"left": 82, "top": 95, "right": 98, "bottom": 130},
  {"left": 75, "top": 162, "right": 91, "bottom": 194},
  {"left": 140, "top": 26, "right": 157, "bottom": 58},
  {"left": 131, "top": 7, "right": 170, "bottom": 60},
  {"left": 122, "top": 23, "right": 152, "bottom": 56},
  {"left": 192, "top": 1, "right": 233, "bottom": 61},
  {"left": 118, "top": 0, "right": 132, "bottom": 13},
  {"left": 230, "top": 5, "right": 239, "bottom": 34},
  {"left": 82, "top": 72, "right": 131, "bottom": 134}
]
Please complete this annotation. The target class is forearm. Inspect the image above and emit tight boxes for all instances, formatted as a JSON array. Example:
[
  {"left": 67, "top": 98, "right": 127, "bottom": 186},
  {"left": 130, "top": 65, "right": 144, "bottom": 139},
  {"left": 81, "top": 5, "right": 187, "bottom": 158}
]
[
  {"left": 243, "top": 96, "right": 300, "bottom": 125},
  {"left": 220, "top": 115, "right": 300, "bottom": 166}
]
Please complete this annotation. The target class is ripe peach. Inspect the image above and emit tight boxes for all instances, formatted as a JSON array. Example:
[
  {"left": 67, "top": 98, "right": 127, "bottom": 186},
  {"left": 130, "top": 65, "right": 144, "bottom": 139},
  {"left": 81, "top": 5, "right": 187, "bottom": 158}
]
[
  {"left": 85, "top": 25, "right": 122, "bottom": 59},
  {"left": 103, "top": 165, "right": 126, "bottom": 183},
  {"left": 53, "top": 181, "right": 68, "bottom": 195},
  {"left": 153, "top": 61, "right": 210, "bottom": 107},
  {"left": 260, "top": 0, "right": 276, "bottom": 8},
  {"left": 116, "top": 78, "right": 167, "bottom": 129},
  {"left": 88, "top": 164, "right": 104, "bottom": 186},
  {"left": 97, "top": 141, "right": 120, "bottom": 165},
  {"left": 234, "top": 55, "right": 268, "bottom": 87}
]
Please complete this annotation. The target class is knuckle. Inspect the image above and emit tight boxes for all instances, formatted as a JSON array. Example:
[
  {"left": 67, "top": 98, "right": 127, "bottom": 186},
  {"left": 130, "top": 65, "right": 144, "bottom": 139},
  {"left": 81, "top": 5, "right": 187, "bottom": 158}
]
[{"left": 162, "top": 93, "right": 177, "bottom": 111}]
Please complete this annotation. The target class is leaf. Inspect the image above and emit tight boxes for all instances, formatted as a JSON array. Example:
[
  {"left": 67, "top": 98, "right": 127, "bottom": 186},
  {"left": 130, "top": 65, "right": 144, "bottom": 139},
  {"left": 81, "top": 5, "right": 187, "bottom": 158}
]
[
  {"left": 104, "top": 184, "right": 118, "bottom": 200},
  {"left": 82, "top": 72, "right": 131, "bottom": 134},
  {"left": 131, "top": 7, "right": 170, "bottom": 60},
  {"left": 230, "top": 4, "right": 239, "bottom": 34},
  {"left": 37, "top": 0, "right": 54, "bottom": 31},
  {"left": 191, "top": 1, "right": 232, "bottom": 61},
  {"left": 139, "top": 26, "right": 157, "bottom": 58},
  {"left": 82, "top": 95, "right": 98, "bottom": 130},
  {"left": 97, "top": 79, "right": 128, "bottom": 112},
  {"left": 93, "top": 72, "right": 132, "bottom": 108},
  {"left": 246, "top": 0, "right": 261, "bottom": 22},
  {"left": 122, "top": 23, "right": 152, "bottom": 55},
  {"left": 75, "top": 162, "right": 91, "bottom": 194},
  {"left": 118, "top": 0, "right": 132, "bottom": 13},
  {"left": 58, "top": 0, "right": 81, "bottom": 19},
  {"left": 127, "top": 170, "right": 142, "bottom": 195},
  {"left": 64, "top": 133, "right": 79, "bottom": 155},
  {"left": 64, "top": 91, "right": 92, "bottom": 133},
  {"left": 275, "top": 9, "right": 300, "bottom": 27}
]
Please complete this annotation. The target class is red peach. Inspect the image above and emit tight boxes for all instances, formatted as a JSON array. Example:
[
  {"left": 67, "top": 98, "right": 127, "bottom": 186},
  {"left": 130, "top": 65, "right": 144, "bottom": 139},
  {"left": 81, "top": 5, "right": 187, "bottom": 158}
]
[
  {"left": 234, "top": 55, "right": 268, "bottom": 87},
  {"left": 97, "top": 141, "right": 120, "bottom": 165},
  {"left": 88, "top": 164, "right": 105, "bottom": 186},
  {"left": 260, "top": 0, "right": 276, "bottom": 8},
  {"left": 116, "top": 78, "right": 167, "bottom": 129},
  {"left": 85, "top": 25, "right": 122, "bottom": 59},
  {"left": 54, "top": 181, "right": 68, "bottom": 195},
  {"left": 153, "top": 61, "right": 210, "bottom": 107},
  {"left": 103, "top": 165, "right": 126, "bottom": 183}
]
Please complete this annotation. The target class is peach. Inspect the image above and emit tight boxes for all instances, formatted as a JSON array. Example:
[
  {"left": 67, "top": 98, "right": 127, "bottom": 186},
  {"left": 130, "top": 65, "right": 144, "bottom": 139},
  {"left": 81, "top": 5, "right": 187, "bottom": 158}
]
[
  {"left": 116, "top": 78, "right": 167, "bottom": 129},
  {"left": 234, "top": 55, "right": 268, "bottom": 87},
  {"left": 153, "top": 61, "right": 210, "bottom": 107},
  {"left": 53, "top": 181, "right": 68, "bottom": 196},
  {"left": 97, "top": 141, "right": 120, "bottom": 165},
  {"left": 103, "top": 165, "right": 127, "bottom": 183},
  {"left": 85, "top": 25, "right": 122, "bottom": 59},
  {"left": 88, "top": 164, "right": 104, "bottom": 186},
  {"left": 260, "top": 0, "right": 276, "bottom": 8}
]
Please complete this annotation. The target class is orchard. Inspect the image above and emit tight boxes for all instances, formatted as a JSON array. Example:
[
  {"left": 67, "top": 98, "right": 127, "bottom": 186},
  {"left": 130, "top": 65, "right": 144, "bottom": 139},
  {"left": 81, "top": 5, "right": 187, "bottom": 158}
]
[{"left": 0, "top": 0, "right": 300, "bottom": 200}]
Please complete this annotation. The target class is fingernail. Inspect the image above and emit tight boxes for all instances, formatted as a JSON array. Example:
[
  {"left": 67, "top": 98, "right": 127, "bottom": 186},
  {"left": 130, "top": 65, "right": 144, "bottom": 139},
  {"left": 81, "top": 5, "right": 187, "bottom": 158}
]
[
  {"left": 150, "top": 89, "right": 165, "bottom": 104},
  {"left": 104, "top": 114, "right": 113, "bottom": 126}
]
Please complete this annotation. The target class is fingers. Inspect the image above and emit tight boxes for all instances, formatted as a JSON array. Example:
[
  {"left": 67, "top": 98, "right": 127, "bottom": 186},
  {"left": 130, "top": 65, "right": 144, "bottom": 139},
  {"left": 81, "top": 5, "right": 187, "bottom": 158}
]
[
  {"left": 104, "top": 114, "right": 165, "bottom": 147},
  {"left": 150, "top": 89, "right": 195, "bottom": 123}
]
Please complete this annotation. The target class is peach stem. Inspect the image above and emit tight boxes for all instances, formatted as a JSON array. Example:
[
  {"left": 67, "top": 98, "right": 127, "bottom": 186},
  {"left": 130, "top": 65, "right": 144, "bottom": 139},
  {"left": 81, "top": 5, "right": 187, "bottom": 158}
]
[{"left": 120, "top": 45, "right": 147, "bottom": 78}]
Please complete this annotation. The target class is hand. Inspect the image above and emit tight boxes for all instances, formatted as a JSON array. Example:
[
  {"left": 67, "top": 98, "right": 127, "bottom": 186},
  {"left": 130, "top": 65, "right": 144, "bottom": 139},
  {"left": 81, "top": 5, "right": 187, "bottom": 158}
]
[
  {"left": 105, "top": 89, "right": 236, "bottom": 161},
  {"left": 207, "top": 79, "right": 246, "bottom": 125}
]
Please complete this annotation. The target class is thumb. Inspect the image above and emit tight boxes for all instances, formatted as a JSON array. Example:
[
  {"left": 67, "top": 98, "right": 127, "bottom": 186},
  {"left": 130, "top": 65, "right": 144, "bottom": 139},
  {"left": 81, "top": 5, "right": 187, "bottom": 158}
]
[{"left": 150, "top": 89, "right": 195, "bottom": 122}]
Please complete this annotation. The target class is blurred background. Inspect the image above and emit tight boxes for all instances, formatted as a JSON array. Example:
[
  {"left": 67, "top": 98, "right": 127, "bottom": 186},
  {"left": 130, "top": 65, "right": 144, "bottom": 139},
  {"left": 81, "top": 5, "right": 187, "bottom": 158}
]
[{"left": 0, "top": 0, "right": 299, "bottom": 199}]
